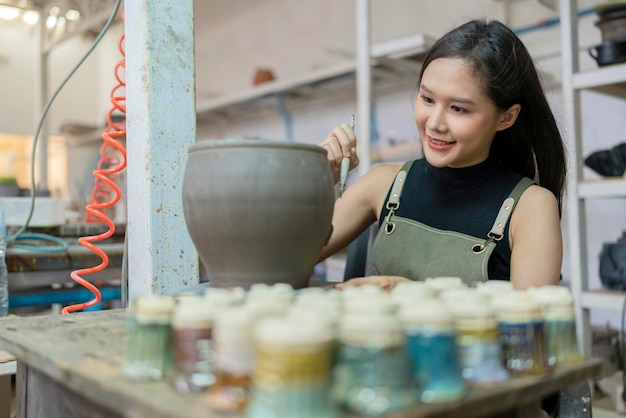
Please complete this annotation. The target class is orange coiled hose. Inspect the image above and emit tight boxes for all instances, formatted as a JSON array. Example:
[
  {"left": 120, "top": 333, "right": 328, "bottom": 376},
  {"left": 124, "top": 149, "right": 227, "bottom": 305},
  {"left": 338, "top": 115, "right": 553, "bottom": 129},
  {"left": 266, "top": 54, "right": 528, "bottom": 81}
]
[{"left": 62, "top": 33, "right": 127, "bottom": 314}]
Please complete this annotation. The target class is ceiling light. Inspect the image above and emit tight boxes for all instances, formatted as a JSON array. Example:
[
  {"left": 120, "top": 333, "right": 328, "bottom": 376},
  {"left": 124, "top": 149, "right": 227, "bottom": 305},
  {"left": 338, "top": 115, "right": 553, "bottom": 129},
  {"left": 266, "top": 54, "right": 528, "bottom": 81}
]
[
  {"left": 0, "top": 5, "right": 20, "bottom": 21},
  {"left": 46, "top": 14, "right": 57, "bottom": 29},
  {"left": 65, "top": 9, "right": 80, "bottom": 21},
  {"left": 22, "top": 10, "right": 39, "bottom": 25},
  {"left": 48, "top": 6, "right": 60, "bottom": 17}
]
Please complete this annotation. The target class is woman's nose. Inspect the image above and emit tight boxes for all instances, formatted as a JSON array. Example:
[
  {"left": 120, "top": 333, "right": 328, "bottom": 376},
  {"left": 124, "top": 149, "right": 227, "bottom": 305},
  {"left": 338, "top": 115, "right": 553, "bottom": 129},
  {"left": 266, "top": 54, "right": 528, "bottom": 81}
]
[{"left": 426, "top": 107, "right": 447, "bottom": 133}]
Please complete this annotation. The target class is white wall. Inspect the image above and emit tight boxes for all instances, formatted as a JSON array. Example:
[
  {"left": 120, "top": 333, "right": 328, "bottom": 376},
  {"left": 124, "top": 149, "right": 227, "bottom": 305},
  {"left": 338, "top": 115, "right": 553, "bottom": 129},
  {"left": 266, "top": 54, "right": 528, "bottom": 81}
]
[
  {"left": 1, "top": 0, "right": 625, "bottom": 326},
  {"left": 0, "top": 25, "right": 37, "bottom": 135}
]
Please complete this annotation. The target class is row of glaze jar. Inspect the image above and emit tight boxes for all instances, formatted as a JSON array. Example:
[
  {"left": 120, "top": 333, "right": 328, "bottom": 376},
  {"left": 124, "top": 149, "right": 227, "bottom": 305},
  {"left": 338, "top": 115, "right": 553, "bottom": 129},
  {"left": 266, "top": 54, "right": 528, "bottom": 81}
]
[{"left": 120, "top": 279, "right": 582, "bottom": 418}]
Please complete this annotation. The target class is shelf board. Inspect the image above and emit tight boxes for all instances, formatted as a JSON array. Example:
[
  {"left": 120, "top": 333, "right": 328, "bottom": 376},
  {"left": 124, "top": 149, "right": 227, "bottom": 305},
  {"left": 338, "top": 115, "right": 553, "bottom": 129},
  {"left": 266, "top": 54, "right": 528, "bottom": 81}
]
[
  {"left": 581, "top": 290, "right": 626, "bottom": 311},
  {"left": 573, "top": 63, "right": 626, "bottom": 94},
  {"left": 196, "top": 33, "right": 435, "bottom": 120},
  {"left": 577, "top": 179, "right": 626, "bottom": 198}
]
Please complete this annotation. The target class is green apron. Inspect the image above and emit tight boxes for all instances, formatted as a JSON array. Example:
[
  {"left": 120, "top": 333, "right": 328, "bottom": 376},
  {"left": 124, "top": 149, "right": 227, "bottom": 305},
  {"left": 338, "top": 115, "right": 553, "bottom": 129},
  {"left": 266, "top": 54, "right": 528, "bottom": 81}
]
[{"left": 371, "top": 161, "right": 534, "bottom": 285}]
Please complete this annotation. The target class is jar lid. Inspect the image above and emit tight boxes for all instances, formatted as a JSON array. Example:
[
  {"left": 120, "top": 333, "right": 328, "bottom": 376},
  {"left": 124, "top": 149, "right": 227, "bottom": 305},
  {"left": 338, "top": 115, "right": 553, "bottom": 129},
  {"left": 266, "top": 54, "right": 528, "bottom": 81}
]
[
  {"left": 491, "top": 291, "right": 543, "bottom": 321},
  {"left": 474, "top": 280, "right": 515, "bottom": 296},
  {"left": 245, "top": 297, "right": 291, "bottom": 316},
  {"left": 172, "top": 297, "right": 214, "bottom": 329},
  {"left": 340, "top": 284, "right": 385, "bottom": 300},
  {"left": 296, "top": 287, "right": 326, "bottom": 298},
  {"left": 204, "top": 287, "right": 245, "bottom": 308},
  {"left": 212, "top": 306, "right": 255, "bottom": 341},
  {"left": 526, "top": 285, "right": 573, "bottom": 305},
  {"left": 440, "top": 288, "right": 490, "bottom": 306},
  {"left": 398, "top": 301, "right": 455, "bottom": 328},
  {"left": 135, "top": 295, "right": 175, "bottom": 323},
  {"left": 338, "top": 313, "right": 404, "bottom": 347},
  {"left": 247, "top": 283, "right": 294, "bottom": 305},
  {"left": 342, "top": 294, "right": 395, "bottom": 314},
  {"left": 286, "top": 305, "right": 338, "bottom": 328},
  {"left": 254, "top": 316, "right": 333, "bottom": 347},
  {"left": 391, "top": 281, "right": 437, "bottom": 299},
  {"left": 294, "top": 293, "right": 340, "bottom": 311},
  {"left": 448, "top": 302, "right": 495, "bottom": 325},
  {"left": 424, "top": 277, "right": 466, "bottom": 293}
]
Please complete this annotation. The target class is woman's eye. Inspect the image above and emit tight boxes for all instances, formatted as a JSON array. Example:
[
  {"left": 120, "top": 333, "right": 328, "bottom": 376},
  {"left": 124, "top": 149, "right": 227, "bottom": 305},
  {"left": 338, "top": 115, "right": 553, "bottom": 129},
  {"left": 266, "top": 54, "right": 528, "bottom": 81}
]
[
  {"left": 420, "top": 95, "right": 434, "bottom": 104},
  {"left": 451, "top": 105, "right": 466, "bottom": 113}
]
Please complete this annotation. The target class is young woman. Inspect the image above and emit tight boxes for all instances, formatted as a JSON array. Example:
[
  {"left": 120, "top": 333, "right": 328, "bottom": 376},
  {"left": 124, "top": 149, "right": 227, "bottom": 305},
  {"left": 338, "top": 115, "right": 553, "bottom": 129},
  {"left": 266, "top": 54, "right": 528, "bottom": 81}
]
[{"left": 319, "top": 19, "right": 567, "bottom": 291}]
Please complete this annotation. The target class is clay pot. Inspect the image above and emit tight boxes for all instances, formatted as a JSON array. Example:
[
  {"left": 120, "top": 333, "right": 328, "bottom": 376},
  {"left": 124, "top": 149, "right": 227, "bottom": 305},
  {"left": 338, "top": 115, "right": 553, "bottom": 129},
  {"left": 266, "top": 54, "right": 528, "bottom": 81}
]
[{"left": 182, "top": 139, "right": 335, "bottom": 289}]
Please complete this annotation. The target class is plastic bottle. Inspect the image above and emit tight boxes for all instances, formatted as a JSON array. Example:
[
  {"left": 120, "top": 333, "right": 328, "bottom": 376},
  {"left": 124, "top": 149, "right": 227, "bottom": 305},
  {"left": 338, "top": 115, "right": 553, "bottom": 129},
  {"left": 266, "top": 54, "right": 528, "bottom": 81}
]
[{"left": 0, "top": 198, "right": 8, "bottom": 317}]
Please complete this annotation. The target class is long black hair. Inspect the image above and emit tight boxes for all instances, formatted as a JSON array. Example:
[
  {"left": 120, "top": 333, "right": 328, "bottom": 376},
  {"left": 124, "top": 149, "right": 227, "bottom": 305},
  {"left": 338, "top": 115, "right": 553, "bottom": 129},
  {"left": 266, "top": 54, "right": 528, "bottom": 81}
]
[{"left": 419, "top": 19, "right": 567, "bottom": 213}]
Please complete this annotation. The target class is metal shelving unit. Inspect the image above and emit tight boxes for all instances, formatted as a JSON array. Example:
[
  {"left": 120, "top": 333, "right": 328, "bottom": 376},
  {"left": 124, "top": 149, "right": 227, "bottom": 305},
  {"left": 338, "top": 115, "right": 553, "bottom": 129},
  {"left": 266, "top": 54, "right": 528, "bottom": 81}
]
[
  {"left": 195, "top": 33, "right": 434, "bottom": 122},
  {"left": 560, "top": 0, "right": 626, "bottom": 358}
]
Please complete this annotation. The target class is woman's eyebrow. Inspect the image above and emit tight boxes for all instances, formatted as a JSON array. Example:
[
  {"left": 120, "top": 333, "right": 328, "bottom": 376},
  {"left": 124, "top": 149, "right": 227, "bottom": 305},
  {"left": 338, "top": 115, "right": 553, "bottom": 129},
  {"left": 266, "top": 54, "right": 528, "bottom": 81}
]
[{"left": 420, "top": 84, "right": 477, "bottom": 106}]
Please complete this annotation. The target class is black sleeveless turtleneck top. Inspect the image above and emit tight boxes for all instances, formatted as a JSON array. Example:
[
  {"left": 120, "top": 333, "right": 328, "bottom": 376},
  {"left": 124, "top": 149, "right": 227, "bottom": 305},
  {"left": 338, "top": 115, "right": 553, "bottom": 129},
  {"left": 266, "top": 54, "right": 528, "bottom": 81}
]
[{"left": 378, "top": 156, "right": 524, "bottom": 281}]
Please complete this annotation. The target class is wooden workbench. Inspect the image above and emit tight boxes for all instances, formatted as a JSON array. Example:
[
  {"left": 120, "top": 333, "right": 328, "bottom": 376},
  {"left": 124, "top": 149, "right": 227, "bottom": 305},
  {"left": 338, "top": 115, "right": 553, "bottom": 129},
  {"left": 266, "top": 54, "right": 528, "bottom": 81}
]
[
  {"left": 0, "top": 309, "right": 604, "bottom": 418},
  {"left": 0, "top": 349, "right": 16, "bottom": 418}
]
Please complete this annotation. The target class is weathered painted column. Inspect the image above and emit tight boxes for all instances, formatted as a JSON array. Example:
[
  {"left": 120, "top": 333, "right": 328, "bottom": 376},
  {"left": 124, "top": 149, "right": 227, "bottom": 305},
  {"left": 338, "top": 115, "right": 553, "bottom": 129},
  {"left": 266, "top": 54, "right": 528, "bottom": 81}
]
[{"left": 124, "top": 0, "right": 198, "bottom": 301}]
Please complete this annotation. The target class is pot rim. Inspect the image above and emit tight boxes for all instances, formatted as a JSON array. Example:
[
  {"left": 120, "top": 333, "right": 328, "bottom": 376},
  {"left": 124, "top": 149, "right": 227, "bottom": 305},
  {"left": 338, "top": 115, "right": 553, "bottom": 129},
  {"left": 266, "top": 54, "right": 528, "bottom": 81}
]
[{"left": 189, "top": 138, "right": 326, "bottom": 155}]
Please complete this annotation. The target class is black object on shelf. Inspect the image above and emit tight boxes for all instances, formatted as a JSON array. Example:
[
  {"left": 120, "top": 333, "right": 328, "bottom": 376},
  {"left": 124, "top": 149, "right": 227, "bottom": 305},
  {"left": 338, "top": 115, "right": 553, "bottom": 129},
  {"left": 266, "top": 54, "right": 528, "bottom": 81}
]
[
  {"left": 584, "top": 143, "right": 626, "bottom": 177},
  {"left": 589, "top": 39, "right": 626, "bottom": 66},
  {"left": 600, "top": 231, "right": 626, "bottom": 291}
]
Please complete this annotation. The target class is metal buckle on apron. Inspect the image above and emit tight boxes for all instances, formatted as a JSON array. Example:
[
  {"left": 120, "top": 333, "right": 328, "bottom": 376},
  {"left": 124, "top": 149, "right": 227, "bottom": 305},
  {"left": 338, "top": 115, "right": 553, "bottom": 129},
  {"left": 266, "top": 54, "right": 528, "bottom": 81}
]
[
  {"left": 471, "top": 233, "right": 503, "bottom": 254},
  {"left": 383, "top": 169, "right": 407, "bottom": 236},
  {"left": 384, "top": 201, "right": 399, "bottom": 235}
]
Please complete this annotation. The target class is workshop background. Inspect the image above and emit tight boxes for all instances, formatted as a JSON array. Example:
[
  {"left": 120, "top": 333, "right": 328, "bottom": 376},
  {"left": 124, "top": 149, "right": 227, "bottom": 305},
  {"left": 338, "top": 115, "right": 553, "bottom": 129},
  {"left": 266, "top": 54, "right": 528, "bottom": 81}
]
[{"left": 3, "top": 0, "right": 624, "bottom": 319}]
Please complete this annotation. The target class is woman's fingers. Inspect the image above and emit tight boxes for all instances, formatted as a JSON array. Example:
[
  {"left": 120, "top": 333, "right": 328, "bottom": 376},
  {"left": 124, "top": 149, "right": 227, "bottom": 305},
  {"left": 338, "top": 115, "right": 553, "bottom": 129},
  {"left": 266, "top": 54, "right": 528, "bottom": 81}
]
[
  {"left": 334, "top": 276, "right": 409, "bottom": 291},
  {"left": 320, "top": 123, "right": 359, "bottom": 168},
  {"left": 320, "top": 123, "right": 359, "bottom": 183}
]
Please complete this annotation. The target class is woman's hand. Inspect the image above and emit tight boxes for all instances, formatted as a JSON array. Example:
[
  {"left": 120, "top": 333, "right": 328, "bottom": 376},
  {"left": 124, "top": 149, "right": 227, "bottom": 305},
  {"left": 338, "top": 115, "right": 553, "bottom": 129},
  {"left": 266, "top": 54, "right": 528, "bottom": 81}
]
[
  {"left": 335, "top": 275, "right": 411, "bottom": 292},
  {"left": 320, "top": 124, "right": 359, "bottom": 184}
]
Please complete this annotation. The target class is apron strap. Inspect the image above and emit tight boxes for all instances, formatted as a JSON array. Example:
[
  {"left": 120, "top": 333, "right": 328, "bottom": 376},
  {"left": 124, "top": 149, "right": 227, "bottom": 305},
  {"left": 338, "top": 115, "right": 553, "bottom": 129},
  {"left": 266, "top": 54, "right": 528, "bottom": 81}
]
[
  {"left": 488, "top": 177, "right": 535, "bottom": 241},
  {"left": 386, "top": 161, "right": 413, "bottom": 208}
]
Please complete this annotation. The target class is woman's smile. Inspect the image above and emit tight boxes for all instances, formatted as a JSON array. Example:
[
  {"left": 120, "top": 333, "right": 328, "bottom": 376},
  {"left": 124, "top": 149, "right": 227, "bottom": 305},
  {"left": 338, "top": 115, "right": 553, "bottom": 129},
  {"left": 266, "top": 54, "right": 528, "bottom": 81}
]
[{"left": 427, "top": 135, "right": 456, "bottom": 151}]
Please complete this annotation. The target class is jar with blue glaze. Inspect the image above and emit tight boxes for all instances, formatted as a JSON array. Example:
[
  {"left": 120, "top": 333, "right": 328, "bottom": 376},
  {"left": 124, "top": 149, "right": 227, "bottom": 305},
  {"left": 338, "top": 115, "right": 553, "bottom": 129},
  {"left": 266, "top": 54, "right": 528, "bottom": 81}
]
[
  {"left": 333, "top": 313, "right": 414, "bottom": 415},
  {"left": 449, "top": 303, "right": 508, "bottom": 386},
  {"left": 398, "top": 301, "right": 465, "bottom": 403}
]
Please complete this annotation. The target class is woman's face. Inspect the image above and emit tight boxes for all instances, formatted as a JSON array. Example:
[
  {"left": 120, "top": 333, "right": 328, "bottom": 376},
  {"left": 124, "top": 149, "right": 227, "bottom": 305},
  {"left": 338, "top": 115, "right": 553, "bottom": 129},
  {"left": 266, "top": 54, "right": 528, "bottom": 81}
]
[{"left": 414, "top": 57, "right": 505, "bottom": 168}]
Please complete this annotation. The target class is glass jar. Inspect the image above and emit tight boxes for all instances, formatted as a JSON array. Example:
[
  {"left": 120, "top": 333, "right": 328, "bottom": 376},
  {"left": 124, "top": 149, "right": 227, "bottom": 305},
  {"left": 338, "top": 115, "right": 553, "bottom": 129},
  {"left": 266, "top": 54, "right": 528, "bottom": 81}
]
[
  {"left": 492, "top": 292, "right": 552, "bottom": 375},
  {"left": 333, "top": 313, "right": 414, "bottom": 415},
  {"left": 399, "top": 300, "right": 465, "bottom": 403},
  {"left": 206, "top": 306, "right": 255, "bottom": 412},
  {"left": 122, "top": 294, "right": 175, "bottom": 380},
  {"left": 527, "top": 286, "right": 582, "bottom": 366},
  {"left": 248, "top": 317, "right": 337, "bottom": 418},
  {"left": 171, "top": 297, "right": 215, "bottom": 393},
  {"left": 449, "top": 303, "right": 508, "bottom": 386}
]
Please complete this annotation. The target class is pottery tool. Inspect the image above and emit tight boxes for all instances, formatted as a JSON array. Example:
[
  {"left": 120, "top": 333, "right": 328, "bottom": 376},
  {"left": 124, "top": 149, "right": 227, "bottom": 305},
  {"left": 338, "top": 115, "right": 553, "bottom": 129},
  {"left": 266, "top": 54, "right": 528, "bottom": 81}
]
[{"left": 339, "top": 114, "right": 355, "bottom": 197}]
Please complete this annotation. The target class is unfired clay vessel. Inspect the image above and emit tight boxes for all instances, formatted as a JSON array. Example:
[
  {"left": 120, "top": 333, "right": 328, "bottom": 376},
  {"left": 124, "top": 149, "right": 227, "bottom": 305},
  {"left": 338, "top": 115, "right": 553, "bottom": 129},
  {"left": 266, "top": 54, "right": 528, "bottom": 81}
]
[{"left": 182, "top": 139, "right": 335, "bottom": 289}]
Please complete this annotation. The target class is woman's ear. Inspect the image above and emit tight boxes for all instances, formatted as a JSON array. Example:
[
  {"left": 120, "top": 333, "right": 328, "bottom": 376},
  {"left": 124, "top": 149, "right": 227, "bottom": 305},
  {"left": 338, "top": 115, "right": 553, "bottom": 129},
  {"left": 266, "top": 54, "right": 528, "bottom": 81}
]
[{"left": 497, "top": 103, "right": 521, "bottom": 131}]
